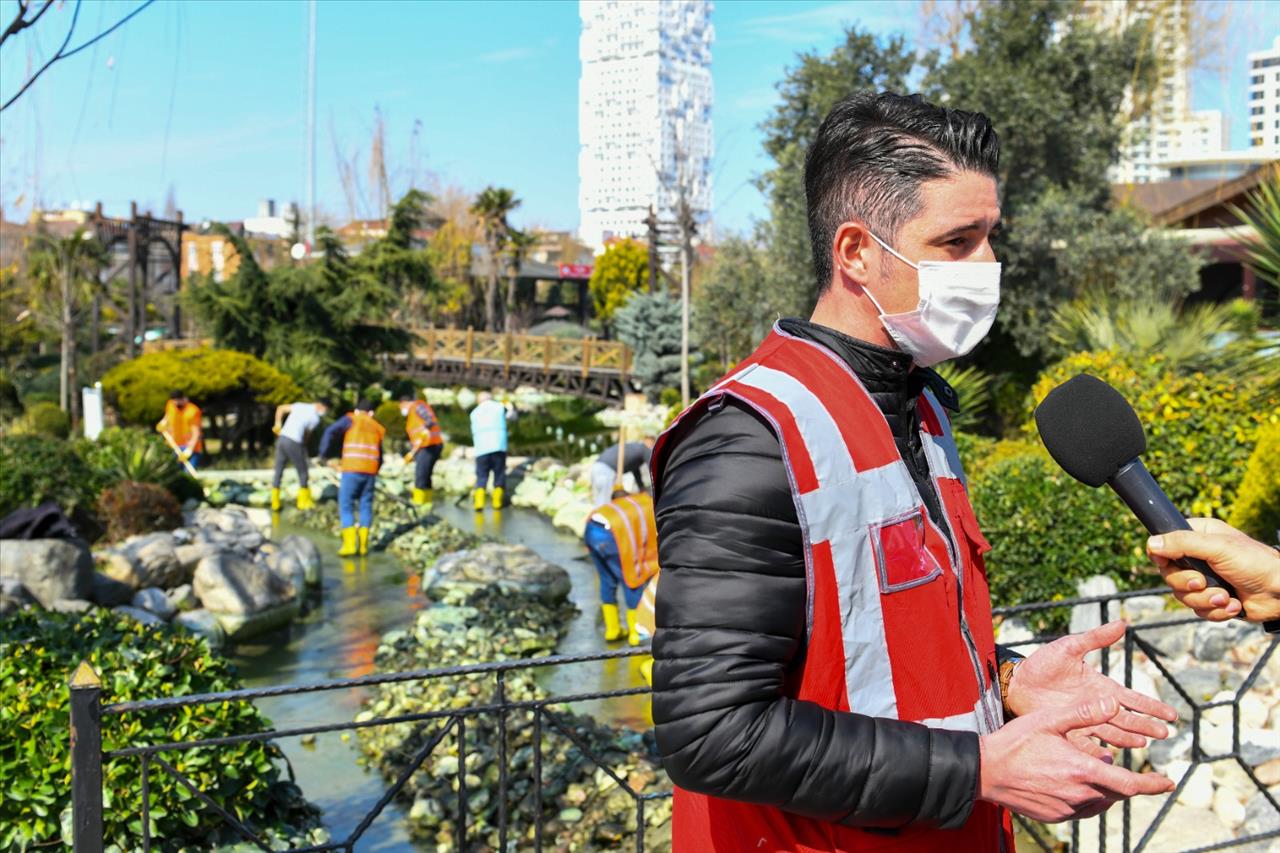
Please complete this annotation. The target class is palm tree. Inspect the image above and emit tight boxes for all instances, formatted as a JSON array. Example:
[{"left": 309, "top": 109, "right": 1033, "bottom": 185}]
[
  {"left": 1227, "top": 166, "right": 1280, "bottom": 313},
  {"left": 25, "top": 229, "right": 108, "bottom": 418},
  {"left": 470, "top": 186, "right": 521, "bottom": 331},
  {"left": 503, "top": 228, "right": 538, "bottom": 332}
]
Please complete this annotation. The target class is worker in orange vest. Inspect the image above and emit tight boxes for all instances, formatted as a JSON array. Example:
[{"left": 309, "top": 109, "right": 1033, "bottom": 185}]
[
  {"left": 155, "top": 389, "right": 204, "bottom": 469},
  {"left": 318, "top": 399, "right": 385, "bottom": 557},
  {"left": 399, "top": 393, "right": 444, "bottom": 506},
  {"left": 583, "top": 487, "right": 660, "bottom": 646}
]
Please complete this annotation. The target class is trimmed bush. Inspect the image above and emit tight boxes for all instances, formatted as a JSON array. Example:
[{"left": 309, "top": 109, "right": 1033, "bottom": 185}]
[
  {"left": 968, "top": 447, "right": 1150, "bottom": 629},
  {"left": 0, "top": 609, "right": 322, "bottom": 849},
  {"left": 1030, "top": 350, "right": 1278, "bottom": 519},
  {"left": 23, "top": 401, "right": 71, "bottom": 438},
  {"left": 0, "top": 435, "right": 99, "bottom": 519},
  {"left": 374, "top": 399, "right": 406, "bottom": 442},
  {"left": 96, "top": 480, "right": 183, "bottom": 541},
  {"left": 1229, "top": 416, "right": 1280, "bottom": 542},
  {"left": 101, "top": 348, "right": 302, "bottom": 426}
]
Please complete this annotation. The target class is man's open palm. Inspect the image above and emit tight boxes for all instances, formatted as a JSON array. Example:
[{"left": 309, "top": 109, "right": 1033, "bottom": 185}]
[{"left": 1005, "top": 620, "right": 1177, "bottom": 748}]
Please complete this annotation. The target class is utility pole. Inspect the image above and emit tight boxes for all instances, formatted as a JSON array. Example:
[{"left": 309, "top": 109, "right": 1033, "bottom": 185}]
[
  {"left": 305, "top": 0, "right": 317, "bottom": 249},
  {"left": 645, "top": 204, "right": 659, "bottom": 294},
  {"left": 677, "top": 189, "right": 696, "bottom": 409}
]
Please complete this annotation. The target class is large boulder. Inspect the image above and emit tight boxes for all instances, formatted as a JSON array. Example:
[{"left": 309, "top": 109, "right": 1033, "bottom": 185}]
[
  {"left": 424, "top": 543, "right": 570, "bottom": 604},
  {"left": 192, "top": 551, "right": 299, "bottom": 640},
  {"left": 89, "top": 572, "right": 134, "bottom": 607},
  {"left": 279, "top": 534, "right": 323, "bottom": 587},
  {"left": 131, "top": 587, "right": 176, "bottom": 621},
  {"left": 99, "top": 532, "right": 186, "bottom": 589},
  {"left": 0, "top": 538, "right": 93, "bottom": 608},
  {"left": 112, "top": 604, "right": 167, "bottom": 627},
  {"left": 173, "top": 608, "right": 226, "bottom": 650}
]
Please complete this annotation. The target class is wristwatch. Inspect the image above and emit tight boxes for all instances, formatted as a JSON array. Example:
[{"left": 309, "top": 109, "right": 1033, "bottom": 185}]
[{"left": 1265, "top": 546, "right": 1280, "bottom": 635}]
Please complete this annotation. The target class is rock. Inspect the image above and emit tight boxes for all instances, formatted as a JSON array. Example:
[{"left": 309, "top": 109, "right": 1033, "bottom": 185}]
[
  {"left": 1205, "top": 690, "right": 1239, "bottom": 727},
  {"left": 1159, "top": 665, "right": 1223, "bottom": 709},
  {"left": 173, "top": 609, "right": 226, "bottom": 649},
  {"left": 1121, "top": 594, "right": 1169, "bottom": 624},
  {"left": 0, "top": 538, "right": 93, "bottom": 607},
  {"left": 132, "top": 587, "right": 176, "bottom": 620},
  {"left": 174, "top": 542, "right": 213, "bottom": 574},
  {"left": 280, "top": 534, "right": 323, "bottom": 586},
  {"left": 551, "top": 500, "right": 591, "bottom": 535},
  {"left": 1256, "top": 758, "right": 1280, "bottom": 788},
  {"left": 1214, "top": 785, "right": 1248, "bottom": 830},
  {"left": 263, "top": 547, "right": 306, "bottom": 595},
  {"left": 995, "top": 617, "right": 1034, "bottom": 645},
  {"left": 1173, "top": 762, "right": 1215, "bottom": 809},
  {"left": 1242, "top": 727, "right": 1280, "bottom": 767},
  {"left": 193, "top": 552, "right": 296, "bottom": 615},
  {"left": 1140, "top": 621, "right": 1198, "bottom": 658},
  {"left": 89, "top": 572, "right": 133, "bottom": 607},
  {"left": 1243, "top": 790, "right": 1280, "bottom": 840},
  {"left": 1070, "top": 576, "right": 1118, "bottom": 665},
  {"left": 50, "top": 598, "right": 93, "bottom": 614},
  {"left": 101, "top": 532, "right": 185, "bottom": 589},
  {"left": 558, "top": 807, "right": 583, "bottom": 823},
  {"left": 424, "top": 544, "right": 571, "bottom": 604},
  {"left": 1214, "top": 759, "right": 1261, "bottom": 802},
  {"left": 1149, "top": 727, "right": 1192, "bottom": 773},
  {"left": 112, "top": 605, "right": 166, "bottom": 626},
  {"left": 166, "top": 583, "right": 198, "bottom": 613},
  {"left": 1143, "top": 805, "right": 1233, "bottom": 851},
  {"left": 1194, "top": 620, "right": 1259, "bottom": 662}
]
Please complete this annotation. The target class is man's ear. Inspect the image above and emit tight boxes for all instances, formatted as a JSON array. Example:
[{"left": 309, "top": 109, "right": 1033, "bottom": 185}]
[{"left": 833, "top": 221, "right": 873, "bottom": 288}]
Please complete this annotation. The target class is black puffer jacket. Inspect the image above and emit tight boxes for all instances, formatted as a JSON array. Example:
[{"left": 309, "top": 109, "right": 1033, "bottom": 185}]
[{"left": 652, "top": 318, "right": 1015, "bottom": 831}]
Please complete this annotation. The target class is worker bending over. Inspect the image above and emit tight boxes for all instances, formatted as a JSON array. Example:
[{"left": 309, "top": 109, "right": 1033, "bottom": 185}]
[
  {"left": 400, "top": 393, "right": 444, "bottom": 506},
  {"left": 271, "top": 398, "right": 329, "bottom": 511},
  {"left": 469, "top": 391, "right": 516, "bottom": 510},
  {"left": 319, "top": 399, "right": 384, "bottom": 557},
  {"left": 591, "top": 437, "right": 655, "bottom": 507},
  {"left": 156, "top": 390, "right": 204, "bottom": 469},
  {"left": 583, "top": 487, "right": 659, "bottom": 646}
]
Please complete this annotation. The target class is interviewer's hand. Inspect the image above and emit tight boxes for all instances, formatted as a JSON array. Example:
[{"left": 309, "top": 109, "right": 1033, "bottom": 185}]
[
  {"left": 1006, "top": 620, "right": 1176, "bottom": 748},
  {"left": 1147, "top": 518, "right": 1280, "bottom": 622},
  {"left": 979, "top": 697, "right": 1174, "bottom": 823}
]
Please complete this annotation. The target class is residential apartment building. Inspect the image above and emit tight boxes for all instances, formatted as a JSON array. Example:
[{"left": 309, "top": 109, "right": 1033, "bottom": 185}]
[
  {"left": 1248, "top": 36, "right": 1280, "bottom": 153},
  {"left": 578, "top": 0, "right": 713, "bottom": 253}
]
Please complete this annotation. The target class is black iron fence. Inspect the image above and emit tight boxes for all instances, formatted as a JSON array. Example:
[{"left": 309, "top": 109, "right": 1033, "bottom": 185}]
[{"left": 67, "top": 588, "right": 1279, "bottom": 852}]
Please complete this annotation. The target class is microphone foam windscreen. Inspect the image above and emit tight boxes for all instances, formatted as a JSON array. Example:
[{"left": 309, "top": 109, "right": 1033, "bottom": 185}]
[{"left": 1033, "top": 374, "right": 1147, "bottom": 487}]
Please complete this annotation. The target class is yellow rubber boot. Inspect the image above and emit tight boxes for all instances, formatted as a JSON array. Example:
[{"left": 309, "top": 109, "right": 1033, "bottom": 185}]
[
  {"left": 296, "top": 487, "right": 314, "bottom": 511},
  {"left": 412, "top": 487, "right": 428, "bottom": 506},
  {"left": 422, "top": 488, "right": 433, "bottom": 507},
  {"left": 640, "top": 657, "right": 654, "bottom": 686},
  {"left": 473, "top": 488, "right": 486, "bottom": 510},
  {"left": 357, "top": 527, "right": 370, "bottom": 556},
  {"left": 601, "top": 604, "right": 625, "bottom": 642},
  {"left": 338, "top": 527, "right": 358, "bottom": 557},
  {"left": 492, "top": 486, "right": 504, "bottom": 509},
  {"left": 270, "top": 487, "right": 282, "bottom": 512},
  {"left": 626, "top": 608, "right": 641, "bottom": 647}
]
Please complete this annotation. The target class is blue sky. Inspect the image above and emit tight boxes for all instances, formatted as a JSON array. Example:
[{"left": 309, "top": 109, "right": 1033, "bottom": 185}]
[{"left": 0, "top": 0, "right": 1274, "bottom": 238}]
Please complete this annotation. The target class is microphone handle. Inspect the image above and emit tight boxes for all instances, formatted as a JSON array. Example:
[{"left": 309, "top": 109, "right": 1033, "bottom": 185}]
[{"left": 1109, "top": 459, "right": 1240, "bottom": 601}]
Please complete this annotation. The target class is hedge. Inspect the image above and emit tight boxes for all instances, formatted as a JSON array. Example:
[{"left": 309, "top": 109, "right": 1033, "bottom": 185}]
[
  {"left": 1228, "top": 416, "right": 1280, "bottom": 542},
  {"left": 101, "top": 348, "right": 302, "bottom": 426},
  {"left": 0, "top": 609, "right": 323, "bottom": 849},
  {"left": 0, "top": 435, "right": 100, "bottom": 519}
]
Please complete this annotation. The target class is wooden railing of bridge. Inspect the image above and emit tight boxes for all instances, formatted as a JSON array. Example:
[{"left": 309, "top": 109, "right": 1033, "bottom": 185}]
[
  {"left": 388, "top": 328, "right": 637, "bottom": 402},
  {"left": 144, "top": 328, "right": 639, "bottom": 402}
]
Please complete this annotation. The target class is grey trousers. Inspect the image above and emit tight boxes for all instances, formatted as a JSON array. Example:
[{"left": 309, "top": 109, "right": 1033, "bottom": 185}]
[{"left": 273, "top": 436, "right": 309, "bottom": 488}]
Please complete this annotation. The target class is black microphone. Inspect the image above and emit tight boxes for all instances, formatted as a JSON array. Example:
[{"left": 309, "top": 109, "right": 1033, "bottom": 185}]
[{"left": 1033, "top": 374, "right": 1241, "bottom": 607}]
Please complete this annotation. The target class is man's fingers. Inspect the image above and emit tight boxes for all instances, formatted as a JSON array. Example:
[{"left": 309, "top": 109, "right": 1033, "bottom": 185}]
[
  {"left": 1084, "top": 762, "right": 1174, "bottom": 798},
  {"left": 1185, "top": 517, "right": 1234, "bottom": 536},
  {"left": 1064, "top": 619, "right": 1127, "bottom": 655},
  {"left": 1147, "top": 530, "right": 1234, "bottom": 564},
  {"left": 1068, "top": 732, "right": 1113, "bottom": 761},
  {"left": 1053, "top": 697, "right": 1120, "bottom": 734},
  {"left": 1159, "top": 564, "right": 1208, "bottom": 594},
  {"left": 1082, "top": 724, "right": 1145, "bottom": 750},
  {"left": 1113, "top": 689, "right": 1177, "bottom": 726}
]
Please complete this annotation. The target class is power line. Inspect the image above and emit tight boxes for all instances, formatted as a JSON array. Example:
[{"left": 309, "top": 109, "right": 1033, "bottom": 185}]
[{"left": 1, "top": 0, "right": 157, "bottom": 113}]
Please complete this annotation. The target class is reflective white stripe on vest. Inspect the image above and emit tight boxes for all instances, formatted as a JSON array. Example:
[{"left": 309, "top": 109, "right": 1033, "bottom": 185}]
[
  {"left": 918, "top": 682, "right": 1003, "bottom": 732},
  {"left": 735, "top": 365, "right": 918, "bottom": 720},
  {"left": 919, "top": 390, "right": 967, "bottom": 487}
]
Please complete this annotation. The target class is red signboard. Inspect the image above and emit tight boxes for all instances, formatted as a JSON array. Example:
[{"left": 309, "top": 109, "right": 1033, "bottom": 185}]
[{"left": 558, "top": 264, "right": 594, "bottom": 280}]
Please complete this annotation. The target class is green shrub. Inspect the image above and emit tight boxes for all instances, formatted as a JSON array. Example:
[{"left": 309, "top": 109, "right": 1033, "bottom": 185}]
[
  {"left": 23, "top": 401, "right": 71, "bottom": 438},
  {"left": 0, "top": 436, "right": 100, "bottom": 519},
  {"left": 96, "top": 480, "right": 183, "bottom": 542},
  {"left": 1030, "top": 350, "right": 1278, "bottom": 519},
  {"left": 0, "top": 372, "right": 21, "bottom": 420},
  {"left": 374, "top": 399, "right": 406, "bottom": 442},
  {"left": 969, "top": 447, "right": 1150, "bottom": 630},
  {"left": 1229, "top": 416, "right": 1280, "bottom": 542},
  {"left": 0, "top": 609, "right": 322, "bottom": 849},
  {"left": 81, "top": 427, "right": 204, "bottom": 503},
  {"left": 101, "top": 348, "right": 302, "bottom": 426}
]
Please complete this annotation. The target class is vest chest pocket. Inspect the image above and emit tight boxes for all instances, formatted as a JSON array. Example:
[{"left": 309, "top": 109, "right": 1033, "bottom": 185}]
[{"left": 870, "top": 507, "right": 943, "bottom": 594}]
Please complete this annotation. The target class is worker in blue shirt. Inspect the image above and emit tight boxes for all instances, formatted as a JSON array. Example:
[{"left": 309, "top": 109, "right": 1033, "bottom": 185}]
[{"left": 469, "top": 391, "right": 516, "bottom": 510}]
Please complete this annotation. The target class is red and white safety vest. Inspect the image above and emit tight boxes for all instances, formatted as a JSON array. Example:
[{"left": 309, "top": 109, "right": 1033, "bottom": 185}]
[
  {"left": 652, "top": 323, "right": 1014, "bottom": 853},
  {"left": 341, "top": 411, "right": 385, "bottom": 475}
]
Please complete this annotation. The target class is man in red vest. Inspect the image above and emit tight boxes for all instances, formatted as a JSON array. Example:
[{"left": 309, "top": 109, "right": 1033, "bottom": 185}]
[
  {"left": 399, "top": 393, "right": 444, "bottom": 507},
  {"left": 650, "top": 92, "right": 1177, "bottom": 852}
]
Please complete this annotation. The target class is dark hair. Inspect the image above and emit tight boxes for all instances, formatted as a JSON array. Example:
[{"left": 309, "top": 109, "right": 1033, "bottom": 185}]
[
  {"left": 354, "top": 398, "right": 374, "bottom": 412},
  {"left": 399, "top": 393, "right": 414, "bottom": 402},
  {"left": 805, "top": 91, "right": 1000, "bottom": 294},
  {"left": 315, "top": 398, "right": 331, "bottom": 410},
  {"left": 170, "top": 389, "right": 187, "bottom": 400}
]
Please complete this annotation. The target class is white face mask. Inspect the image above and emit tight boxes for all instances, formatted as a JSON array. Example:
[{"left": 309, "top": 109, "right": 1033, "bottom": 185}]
[{"left": 863, "top": 230, "right": 1001, "bottom": 367}]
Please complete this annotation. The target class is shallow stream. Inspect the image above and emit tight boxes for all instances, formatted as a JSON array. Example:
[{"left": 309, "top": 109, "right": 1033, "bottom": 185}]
[{"left": 230, "top": 502, "right": 651, "bottom": 848}]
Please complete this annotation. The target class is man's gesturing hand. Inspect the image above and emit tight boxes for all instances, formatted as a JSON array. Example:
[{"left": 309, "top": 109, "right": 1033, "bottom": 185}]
[
  {"left": 979, "top": 697, "right": 1175, "bottom": 823},
  {"left": 1005, "top": 620, "right": 1177, "bottom": 748}
]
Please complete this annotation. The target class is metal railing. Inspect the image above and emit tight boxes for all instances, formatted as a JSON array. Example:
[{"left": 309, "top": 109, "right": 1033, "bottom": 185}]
[{"left": 66, "top": 589, "right": 1279, "bottom": 852}]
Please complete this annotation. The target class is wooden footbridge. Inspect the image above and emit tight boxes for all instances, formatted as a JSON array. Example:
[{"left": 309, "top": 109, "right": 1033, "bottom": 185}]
[
  {"left": 383, "top": 328, "right": 638, "bottom": 402},
  {"left": 146, "top": 328, "right": 639, "bottom": 402}
]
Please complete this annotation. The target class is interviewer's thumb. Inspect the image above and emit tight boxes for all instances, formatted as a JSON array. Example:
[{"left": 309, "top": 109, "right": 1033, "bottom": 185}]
[
  {"left": 1052, "top": 696, "right": 1119, "bottom": 734},
  {"left": 1147, "top": 530, "right": 1231, "bottom": 563}
]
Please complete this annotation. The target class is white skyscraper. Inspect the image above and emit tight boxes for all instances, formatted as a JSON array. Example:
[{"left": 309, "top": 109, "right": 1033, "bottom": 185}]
[
  {"left": 1247, "top": 36, "right": 1280, "bottom": 154},
  {"left": 1090, "top": 0, "right": 1226, "bottom": 184},
  {"left": 578, "top": 0, "right": 714, "bottom": 253}
]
